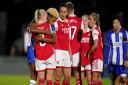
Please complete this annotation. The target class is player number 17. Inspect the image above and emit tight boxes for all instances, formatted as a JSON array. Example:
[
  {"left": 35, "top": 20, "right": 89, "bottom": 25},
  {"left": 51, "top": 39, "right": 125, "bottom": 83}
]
[{"left": 71, "top": 26, "right": 77, "bottom": 40}]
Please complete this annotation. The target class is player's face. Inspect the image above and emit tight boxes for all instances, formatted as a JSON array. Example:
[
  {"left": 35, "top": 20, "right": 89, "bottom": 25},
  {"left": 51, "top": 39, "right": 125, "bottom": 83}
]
[
  {"left": 39, "top": 12, "right": 48, "bottom": 23},
  {"left": 59, "top": 7, "right": 68, "bottom": 20},
  {"left": 82, "top": 16, "right": 89, "bottom": 28},
  {"left": 47, "top": 13, "right": 57, "bottom": 24},
  {"left": 112, "top": 19, "right": 121, "bottom": 31},
  {"left": 88, "top": 15, "right": 96, "bottom": 28}
]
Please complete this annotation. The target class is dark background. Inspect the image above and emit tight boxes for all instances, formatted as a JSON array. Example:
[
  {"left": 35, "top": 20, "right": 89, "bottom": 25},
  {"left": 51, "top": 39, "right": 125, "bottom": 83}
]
[{"left": 0, "top": 0, "right": 127, "bottom": 55}]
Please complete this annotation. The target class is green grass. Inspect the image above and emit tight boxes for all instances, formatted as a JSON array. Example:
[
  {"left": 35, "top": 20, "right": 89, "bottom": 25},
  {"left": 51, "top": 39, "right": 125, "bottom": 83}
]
[
  {"left": 0, "top": 74, "right": 110, "bottom": 85},
  {"left": 0, "top": 74, "right": 29, "bottom": 85},
  {"left": 70, "top": 77, "right": 110, "bottom": 85}
]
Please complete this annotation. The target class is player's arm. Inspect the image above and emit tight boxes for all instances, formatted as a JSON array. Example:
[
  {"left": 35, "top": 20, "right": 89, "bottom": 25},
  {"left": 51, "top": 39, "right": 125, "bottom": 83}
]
[
  {"left": 123, "top": 31, "right": 128, "bottom": 68},
  {"left": 87, "top": 39, "right": 98, "bottom": 57},
  {"left": 86, "top": 29, "right": 99, "bottom": 57},
  {"left": 126, "top": 31, "right": 128, "bottom": 58},
  {"left": 104, "top": 32, "right": 111, "bottom": 65},
  {"left": 33, "top": 24, "right": 56, "bottom": 44},
  {"left": 33, "top": 33, "right": 56, "bottom": 44},
  {"left": 28, "top": 23, "right": 51, "bottom": 34},
  {"left": 30, "top": 21, "right": 58, "bottom": 34}
]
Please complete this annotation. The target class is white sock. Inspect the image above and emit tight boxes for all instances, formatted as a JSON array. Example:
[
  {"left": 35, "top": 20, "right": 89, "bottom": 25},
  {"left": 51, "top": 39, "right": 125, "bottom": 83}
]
[
  {"left": 30, "top": 79, "right": 36, "bottom": 85},
  {"left": 120, "top": 83, "right": 125, "bottom": 85},
  {"left": 110, "top": 81, "right": 114, "bottom": 85}
]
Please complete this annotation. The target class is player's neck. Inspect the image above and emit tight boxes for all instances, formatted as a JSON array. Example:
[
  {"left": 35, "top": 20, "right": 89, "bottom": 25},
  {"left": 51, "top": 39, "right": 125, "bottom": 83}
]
[
  {"left": 37, "top": 19, "right": 47, "bottom": 24},
  {"left": 113, "top": 28, "right": 120, "bottom": 33},
  {"left": 83, "top": 27, "right": 89, "bottom": 32},
  {"left": 69, "top": 12, "right": 75, "bottom": 16}
]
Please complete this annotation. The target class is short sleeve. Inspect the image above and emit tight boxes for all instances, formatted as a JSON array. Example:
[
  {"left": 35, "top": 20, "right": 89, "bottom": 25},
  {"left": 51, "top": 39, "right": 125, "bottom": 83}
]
[
  {"left": 125, "top": 31, "right": 128, "bottom": 41},
  {"left": 92, "top": 29, "right": 99, "bottom": 40},
  {"left": 50, "top": 24, "right": 56, "bottom": 33},
  {"left": 54, "top": 21, "right": 58, "bottom": 29}
]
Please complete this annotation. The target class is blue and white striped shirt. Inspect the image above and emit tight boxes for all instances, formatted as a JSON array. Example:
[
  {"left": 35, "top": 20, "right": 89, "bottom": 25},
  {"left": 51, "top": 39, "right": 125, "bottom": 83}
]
[{"left": 104, "top": 28, "right": 128, "bottom": 65}]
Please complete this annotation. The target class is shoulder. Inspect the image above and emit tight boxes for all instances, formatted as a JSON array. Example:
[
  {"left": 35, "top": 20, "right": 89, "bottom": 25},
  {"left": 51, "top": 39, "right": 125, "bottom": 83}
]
[
  {"left": 107, "top": 29, "right": 113, "bottom": 35},
  {"left": 42, "top": 23, "right": 50, "bottom": 30},
  {"left": 53, "top": 22, "right": 58, "bottom": 27},
  {"left": 76, "top": 17, "right": 82, "bottom": 22},
  {"left": 120, "top": 28, "right": 127, "bottom": 34},
  {"left": 46, "top": 22, "right": 50, "bottom": 27},
  {"left": 92, "top": 28, "right": 99, "bottom": 34}
]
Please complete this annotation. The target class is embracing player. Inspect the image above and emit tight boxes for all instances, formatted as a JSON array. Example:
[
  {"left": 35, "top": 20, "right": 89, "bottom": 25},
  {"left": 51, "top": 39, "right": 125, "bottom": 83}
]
[{"left": 29, "top": 8, "right": 59, "bottom": 85}]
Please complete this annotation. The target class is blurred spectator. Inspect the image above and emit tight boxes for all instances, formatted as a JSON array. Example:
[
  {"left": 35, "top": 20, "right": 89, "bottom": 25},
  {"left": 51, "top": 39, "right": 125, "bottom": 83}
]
[{"left": 10, "top": 24, "right": 27, "bottom": 56}]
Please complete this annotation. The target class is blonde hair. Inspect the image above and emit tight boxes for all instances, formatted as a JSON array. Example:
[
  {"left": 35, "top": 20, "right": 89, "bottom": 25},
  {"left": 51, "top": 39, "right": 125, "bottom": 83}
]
[
  {"left": 34, "top": 9, "right": 47, "bottom": 23},
  {"left": 47, "top": 8, "right": 59, "bottom": 18},
  {"left": 81, "top": 14, "right": 89, "bottom": 30},
  {"left": 90, "top": 13, "right": 100, "bottom": 26}
]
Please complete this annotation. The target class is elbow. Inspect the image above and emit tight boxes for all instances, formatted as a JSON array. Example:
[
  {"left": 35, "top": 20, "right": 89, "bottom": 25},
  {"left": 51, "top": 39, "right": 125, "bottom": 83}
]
[
  {"left": 30, "top": 28, "right": 34, "bottom": 33},
  {"left": 95, "top": 45, "right": 98, "bottom": 49},
  {"left": 51, "top": 37, "right": 56, "bottom": 44},
  {"left": 93, "top": 44, "right": 98, "bottom": 51},
  {"left": 47, "top": 38, "right": 56, "bottom": 44},
  {"left": 51, "top": 39, "right": 56, "bottom": 44},
  {"left": 94, "top": 44, "right": 98, "bottom": 49}
]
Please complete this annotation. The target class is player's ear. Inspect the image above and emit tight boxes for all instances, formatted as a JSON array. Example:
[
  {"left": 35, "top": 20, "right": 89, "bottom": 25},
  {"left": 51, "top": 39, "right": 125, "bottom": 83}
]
[{"left": 50, "top": 16, "right": 57, "bottom": 23}]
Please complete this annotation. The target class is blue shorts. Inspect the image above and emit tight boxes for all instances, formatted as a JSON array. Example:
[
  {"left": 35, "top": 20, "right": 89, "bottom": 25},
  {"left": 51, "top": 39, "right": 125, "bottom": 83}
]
[
  {"left": 108, "top": 64, "right": 127, "bottom": 76},
  {"left": 27, "top": 44, "right": 35, "bottom": 64}
]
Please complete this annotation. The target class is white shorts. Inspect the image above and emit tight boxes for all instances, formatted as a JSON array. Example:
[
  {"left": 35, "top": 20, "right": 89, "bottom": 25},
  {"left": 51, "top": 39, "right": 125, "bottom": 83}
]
[
  {"left": 55, "top": 49, "right": 71, "bottom": 67},
  {"left": 81, "top": 64, "right": 91, "bottom": 72},
  {"left": 71, "top": 52, "right": 80, "bottom": 68},
  {"left": 92, "top": 59, "right": 103, "bottom": 72},
  {"left": 35, "top": 54, "right": 56, "bottom": 71}
]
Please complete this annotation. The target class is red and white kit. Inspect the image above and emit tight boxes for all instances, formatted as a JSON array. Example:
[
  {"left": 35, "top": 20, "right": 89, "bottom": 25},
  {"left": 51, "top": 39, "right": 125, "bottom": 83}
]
[
  {"left": 54, "top": 18, "right": 71, "bottom": 68},
  {"left": 91, "top": 25, "right": 103, "bottom": 72},
  {"left": 67, "top": 15, "right": 82, "bottom": 68},
  {"left": 34, "top": 22, "right": 56, "bottom": 71},
  {"left": 80, "top": 28, "right": 92, "bottom": 71}
]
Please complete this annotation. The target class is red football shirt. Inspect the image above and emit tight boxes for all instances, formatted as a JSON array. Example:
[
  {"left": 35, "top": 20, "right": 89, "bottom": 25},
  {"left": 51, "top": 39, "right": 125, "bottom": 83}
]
[
  {"left": 67, "top": 15, "right": 82, "bottom": 54},
  {"left": 80, "top": 28, "right": 92, "bottom": 66},
  {"left": 91, "top": 25, "right": 103, "bottom": 60},
  {"left": 34, "top": 22, "right": 54, "bottom": 60},
  {"left": 54, "top": 18, "right": 70, "bottom": 51}
]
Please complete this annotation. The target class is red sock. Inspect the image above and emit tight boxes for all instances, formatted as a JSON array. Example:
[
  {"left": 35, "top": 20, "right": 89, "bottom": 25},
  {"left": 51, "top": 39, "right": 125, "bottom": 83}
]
[
  {"left": 126, "top": 80, "right": 128, "bottom": 85},
  {"left": 54, "top": 80, "right": 60, "bottom": 85},
  {"left": 38, "top": 79, "right": 44, "bottom": 85},
  {"left": 76, "top": 78, "right": 80, "bottom": 85},
  {"left": 62, "top": 80, "right": 70, "bottom": 85},
  {"left": 47, "top": 80, "right": 52, "bottom": 85},
  {"left": 98, "top": 81, "right": 102, "bottom": 85},
  {"left": 91, "top": 80, "right": 98, "bottom": 85},
  {"left": 62, "top": 80, "right": 66, "bottom": 85}
]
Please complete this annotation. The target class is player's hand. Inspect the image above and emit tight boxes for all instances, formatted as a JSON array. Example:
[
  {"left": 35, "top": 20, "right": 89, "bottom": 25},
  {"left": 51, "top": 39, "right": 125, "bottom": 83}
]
[
  {"left": 84, "top": 52, "right": 90, "bottom": 60},
  {"left": 33, "top": 35, "right": 44, "bottom": 43},
  {"left": 103, "top": 64, "right": 108, "bottom": 71},
  {"left": 84, "top": 52, "right": 89, "bottom": 58},
  {"left": 30, "top": 23, "right": 37, "bottom": 29},
  {"left": 124, "top": 60, "right": 128, "bottom": 68},
  {"left": 84, "top": 53, "right": 87, "bottom": 57}
]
